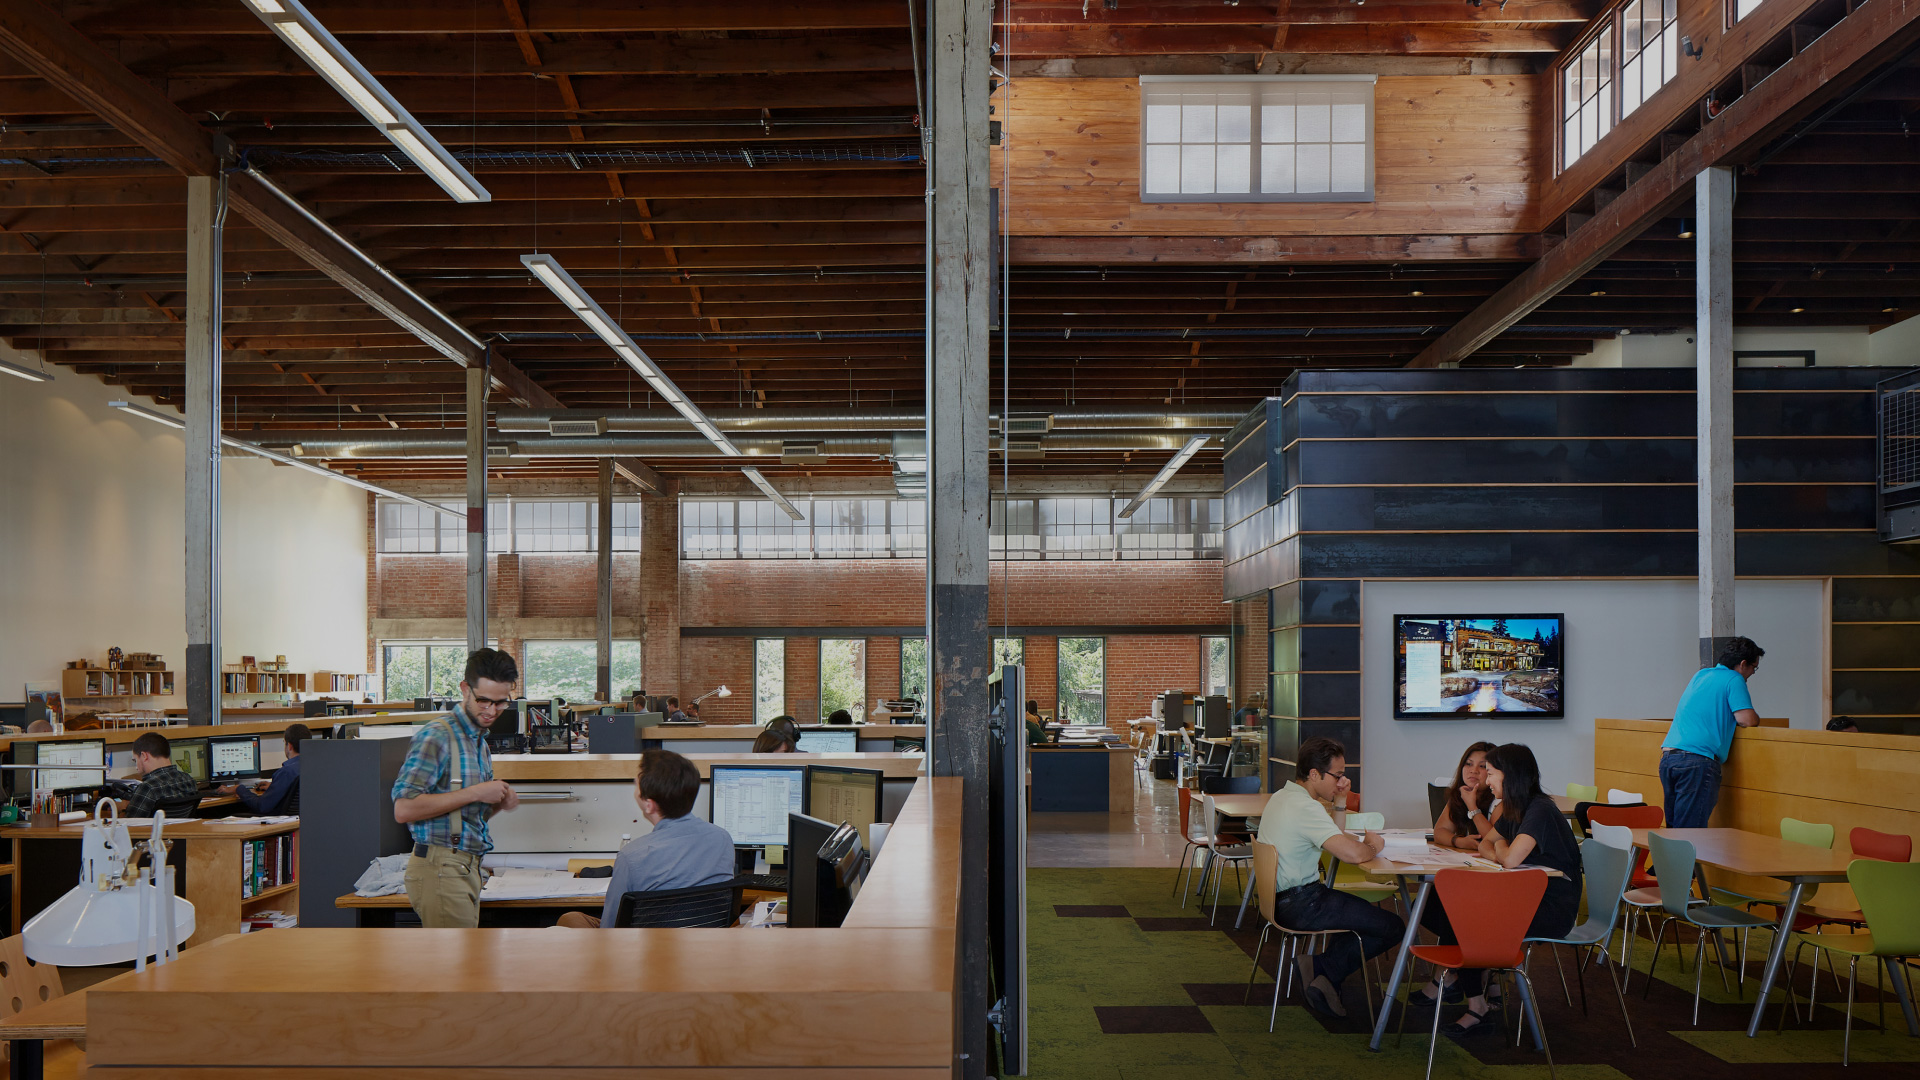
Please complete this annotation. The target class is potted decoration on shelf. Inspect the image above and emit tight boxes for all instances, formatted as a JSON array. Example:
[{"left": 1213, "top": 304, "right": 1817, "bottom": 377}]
[{"left": 107, "top": 647, "right": 124, "bottom": 670}]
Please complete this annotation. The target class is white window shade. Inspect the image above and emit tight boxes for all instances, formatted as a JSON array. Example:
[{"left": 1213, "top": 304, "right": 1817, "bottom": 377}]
[{"left": 1141, "top": 76, "right": 1375, "bottom": 204}]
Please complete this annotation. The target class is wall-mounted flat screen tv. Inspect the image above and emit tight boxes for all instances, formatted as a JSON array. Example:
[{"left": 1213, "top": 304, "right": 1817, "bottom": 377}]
[{"left": 1394, "top": 614, "right": 1564, "bottom": 719}]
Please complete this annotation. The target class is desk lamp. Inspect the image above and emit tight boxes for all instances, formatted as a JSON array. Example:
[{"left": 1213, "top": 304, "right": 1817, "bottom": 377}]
[
  {"left": 693, "top": 685, "right": 732, "bottom": 705},
  {"left": 23, "top": 804, "right": 195, "bottom": 970}
]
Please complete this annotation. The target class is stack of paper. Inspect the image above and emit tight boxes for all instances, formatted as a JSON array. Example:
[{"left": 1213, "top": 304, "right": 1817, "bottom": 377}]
[{"left": 1378, "top": 835, "right": 1430, "bottom": 861}]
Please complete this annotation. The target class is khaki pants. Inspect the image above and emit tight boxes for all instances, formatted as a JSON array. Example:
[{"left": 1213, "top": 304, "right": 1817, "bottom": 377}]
[
  {"left": 403, "top": 845, "right": 482, "bottom": 928},
  {"left": 556, "top": 911, "right": 601, "bottom": 929}
]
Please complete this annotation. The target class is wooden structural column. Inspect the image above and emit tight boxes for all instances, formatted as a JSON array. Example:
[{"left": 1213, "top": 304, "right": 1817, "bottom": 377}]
[
  {"left": 465, "top": 359, "right": 489, "bottom": 653},
  {"left": 183, "top": 174, "right": 224, "bottom": 726},
  {"left": 926, "top": 0, "right": 994, "bottom": 1074},
  {"left": 596, "top": 458, "right": 614, "bottom": 700},
  {"left": 1697, "top": 166, "right": 1735, "bottom": 665}
]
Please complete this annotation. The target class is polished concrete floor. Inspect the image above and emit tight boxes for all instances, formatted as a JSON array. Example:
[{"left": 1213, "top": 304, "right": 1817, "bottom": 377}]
[{"left": 1026, "top": 765, "right": 1194, "bottom": 868}]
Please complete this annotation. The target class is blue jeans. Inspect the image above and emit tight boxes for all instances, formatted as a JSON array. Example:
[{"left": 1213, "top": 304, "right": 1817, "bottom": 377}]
[
  {"left": 1659, "top": 750, "right": 1722, "bottom": 828},
  {"left": 1270, "top": 882, "right": 1405, "bottom": 989}
]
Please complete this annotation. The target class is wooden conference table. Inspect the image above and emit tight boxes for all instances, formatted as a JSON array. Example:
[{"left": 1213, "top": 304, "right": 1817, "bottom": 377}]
[{"left": 1625, "top": 827, "right": 1911, "bottom": 1038}]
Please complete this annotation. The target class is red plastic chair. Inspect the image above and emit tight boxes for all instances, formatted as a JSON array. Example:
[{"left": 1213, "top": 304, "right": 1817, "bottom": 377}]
[
  {"left": 1589, "top": 803, "right": 1667, "bottom": 990},
  {"left": 1807, "top": 827, "right": 1915, "bottom": 926},
  {"left": 1404, "top": 869, "right": 1555, "bottom": 1080}
]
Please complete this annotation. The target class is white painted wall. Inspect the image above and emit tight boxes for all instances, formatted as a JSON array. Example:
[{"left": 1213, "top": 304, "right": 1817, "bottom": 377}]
[
  {"left": 0, "top": 346, "right": 368, "bottom": 702},
  {"left": 1358, "top": 578, "right": 1826, "bottom": 830},
  {"left": 1571, "top": 323, "right": 1920, "bottom": 368}
]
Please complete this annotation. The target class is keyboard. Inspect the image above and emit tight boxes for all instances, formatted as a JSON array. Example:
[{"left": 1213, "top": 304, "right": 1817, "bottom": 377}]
[{"left": 737, "top": 873, "right": 789, "bottom": 892}]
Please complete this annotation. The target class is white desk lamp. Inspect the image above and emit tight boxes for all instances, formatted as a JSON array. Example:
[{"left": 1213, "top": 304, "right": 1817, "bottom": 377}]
[
  {"left": 23, "top": 803, "right": 195, "bottom": 970},
  {"left": 692, "top": 685, "right": 731, "bottom": 705}
]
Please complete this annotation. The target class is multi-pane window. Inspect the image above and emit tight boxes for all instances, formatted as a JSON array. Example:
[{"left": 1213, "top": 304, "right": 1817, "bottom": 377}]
[
  {"left": 1563, "top": 24, "right": 1615, "bottom": 166},
  {"left": 900, "top": 638, "right": 930, "bottom": 702},
  {"left": 377, "top": 498, "right": 633, "bottom": 554},
  {"left": 521, "top": 640, "right": 641, "bottom": 701},
  {"left": 1057, "top": 638, "right": 1106, "bottom": 725},
  {"left": 994, "top": 638, "right": 1025, "bottom": 669},
  {"left": 380, "top": 642, "right": 471, "bottom": 701},
  {"left": 1141, "top": 76, "right": 1375, "bottom": 203},
  {"left": 818, "top": 639, "right": 867, "bottom": 720},
  {"left": 754, "top": 639, "right": 785, "bottom": 722},
  {"left": 683, "top": 496, "right": 1220, "bottom": 560},
  {"left": 1620, "top": 0, "right": 1678, "bottom": 118}
]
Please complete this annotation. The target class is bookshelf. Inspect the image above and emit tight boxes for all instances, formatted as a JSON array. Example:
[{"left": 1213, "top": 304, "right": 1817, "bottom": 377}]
[
  {"left": 312, "top": 671, "right": 377, "bottom": 696},
  {"left": 222, "top": 669, "right": 308, "bottom": 695},
  {"left": 60, "top": 667, "right": 175, "bottom": 700}
]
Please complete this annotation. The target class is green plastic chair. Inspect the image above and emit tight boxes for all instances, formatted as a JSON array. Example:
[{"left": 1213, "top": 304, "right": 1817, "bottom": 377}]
[
  {"left": 1777, "top": 860, "right": 1920, "bottom": 1064},
  {"left": 1712, "top": 817, "right": 1836, "bottom": 911},
  {"left": 1566, "top": 783, "right": 1600, "bottom": 804},
  {"left": 1644, "top": 832, "right": 1779, "bottom": 1025}
]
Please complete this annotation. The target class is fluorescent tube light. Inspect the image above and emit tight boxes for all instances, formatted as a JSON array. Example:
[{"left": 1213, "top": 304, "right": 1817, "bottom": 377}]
[
  {"left": 740, "top": 466, "right": 805, "bottom": 520},
  {"left": 108, "top": 400, "right": 186, "bottom": 429},
  {"left": 1117, "top": 437, "right": 1210, "bottom": 519},
  {"left": 0, "top": 356, "right": 52, "bottom": 382},
  {"left": 242, "top": 0, "right": 488, "bottom": 203},
  {"left": 519, "top": 252, "right": 740, "bottom": 458}
]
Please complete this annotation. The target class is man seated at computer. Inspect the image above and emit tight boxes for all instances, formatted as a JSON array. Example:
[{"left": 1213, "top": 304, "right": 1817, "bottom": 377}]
[
  {"left": 663, "top": 696, "right": 686, "bottom": 722},
  {"left": 1025, "top": 700, "right": 1049, "bottom": 746},
  {"left": 683, "top": 702, "right": 702, "bottom": 722},
  {"left": 120, "top": 732, "right": 201, "bottom": 818},
  {"left": 219, "top": 723, "right": 307, "bottom": 814},
  {"left": 751, "top": 728, "right": 798, "bottom": 753},
  {"left": 557, "top": 749, "right": 737, "bottom": 929},
  {"left": 826, "top": 708, "right": 854, "bottom": 726}
]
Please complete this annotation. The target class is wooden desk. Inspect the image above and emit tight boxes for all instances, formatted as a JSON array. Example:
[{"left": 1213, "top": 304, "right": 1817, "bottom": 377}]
[
  {"left": 3, "top": 820, "right": 299, "bottom": 948},
  {"left": 72, "top": 777, "right": 962, "bottom": 1076},
  {"left": 1027, "top": 746, "right": 1133, "bottom": 813},
  {"left": 1209, "top": 793, "right": 1270, "bottom": 819},
  {"left": 1361, "top": 848, "right": 1563, "bottom": 1053},
  {"left": 493, "top": 751, "right": 927, "bottom": 781},
  {"left": 1621, "top": 826, "right": 1874, "bottom": 1038},
  {"left": 334, "top": 891, "right": 604, "bottom": 927},
  {"left": 0, "top": 990, "right": 86, "bottom": 1080}
]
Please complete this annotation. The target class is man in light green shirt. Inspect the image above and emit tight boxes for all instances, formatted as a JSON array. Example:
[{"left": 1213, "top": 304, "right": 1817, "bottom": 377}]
[{"left": 1252, "top": 737, "right": 1399, "bottom": 1022}]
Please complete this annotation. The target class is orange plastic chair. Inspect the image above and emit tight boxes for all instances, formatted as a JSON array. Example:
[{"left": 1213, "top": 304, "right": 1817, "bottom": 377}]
[
  {"left": 1806, "top": 827, "right": 1915, "bottom": 927},
  {"left": 1404, "top": 868, "right": 1555, "bottom": 1080}
]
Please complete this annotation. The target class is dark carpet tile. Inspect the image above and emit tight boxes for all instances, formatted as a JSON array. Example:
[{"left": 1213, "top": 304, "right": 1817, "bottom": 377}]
[
  {"left": 1094, "top": 1005, "right": 1216, "bottom": 1035},
  {"left": 1184, "top": 982, "right": 1263, "bottom": 1006},
  {"left": 1134, "top": 917, "right": 1228, "bottom": 932},
  {"left": 1055, "top": 905, "right": 1131, "bottom": 918}
]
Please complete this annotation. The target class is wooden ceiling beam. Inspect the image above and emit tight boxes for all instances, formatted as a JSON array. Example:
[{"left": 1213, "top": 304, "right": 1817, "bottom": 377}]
[
  {"left": 1408, "top": 0, "right": 1920, "bottom": 367},
  {"left": 70, "top": 2, "right": 914, "bottom": 36},
  {"left": 1011, "top": 233, "right": 1544, "bottom": 263},
  {"left": 164, "top": 73, "right": 917, "bottom": 116},
  {"left": 1002, "top": 25, "right": 1569, "bottom": 56},
  {"left": 1004, "top": 0, "right": 1596, "bottom": 25}
]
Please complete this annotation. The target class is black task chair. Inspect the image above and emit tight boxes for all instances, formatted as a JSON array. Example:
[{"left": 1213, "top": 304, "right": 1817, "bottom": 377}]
[
  {"left": 281, "top": 778, "right": 300, "bottom": 815},
  {"left": 157, "top": 794, "right": 204, "bottom": 819},
  {"left": 613, "top": 881, "right": 744, "bottom": 928}
]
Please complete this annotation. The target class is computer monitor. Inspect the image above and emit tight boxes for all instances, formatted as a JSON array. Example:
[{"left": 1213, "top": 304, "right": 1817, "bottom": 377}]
[
  {"left": 708, "top": 764, "right": 807, "bottom": 848},
  {"left": 6, "top": 741, "right": 35, "bottom": 800},
  {"left": 786, "top": 813, "right": 862, "bottom": 929},
  {"left": 806, "top": 765, "right": 883, "bottom": 850},
  {"left": 169, "top": 737, "right": 211, "bottom": 785},
  {"left": 208, "top": 735, "right": 262, "bottom": 781},
  {"left": 37, "top": 739, "right": 106, "bottom": 794},
  {"left": 796, "top": 728, "right": 858, "bottom": 754}
]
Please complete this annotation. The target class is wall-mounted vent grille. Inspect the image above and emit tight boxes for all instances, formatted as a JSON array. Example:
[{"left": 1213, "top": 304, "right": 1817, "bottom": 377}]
[{"left": 548, "top": 418, "right": 607, "bottom": 437}]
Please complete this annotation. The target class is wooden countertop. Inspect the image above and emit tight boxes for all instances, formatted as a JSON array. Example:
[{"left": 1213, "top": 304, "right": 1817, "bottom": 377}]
[
  {"left": 1625, "top": 827, "right": 1855, "bottom": 880},
  {"left": 79, "top": 776, "right": 962, "bottom": 1073},
  {"left": 0, "top": 712, "right": 446, "bottom": 752},
  {"left": 2, "top": 818, "right": 297, "bottom": 841},
  {"left": 0, "top": 989, "right": 86, "bottom": 1042},
  {"left": 494, "top": 752, "right": 927, "bottom": 781}
]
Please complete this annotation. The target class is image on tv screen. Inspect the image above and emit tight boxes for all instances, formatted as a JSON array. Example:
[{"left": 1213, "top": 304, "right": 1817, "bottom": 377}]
[{"left": 1394, "top": 613, "right": 1564, "bottom": 719}]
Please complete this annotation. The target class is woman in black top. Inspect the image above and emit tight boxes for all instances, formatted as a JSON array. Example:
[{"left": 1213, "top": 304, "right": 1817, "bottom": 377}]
[
  {"left": 1412, "top": 742, "right": 1583, "bottom": 1038},
  {"left": 1432, "top": 740, "right": 1497, "bottom": 852}
]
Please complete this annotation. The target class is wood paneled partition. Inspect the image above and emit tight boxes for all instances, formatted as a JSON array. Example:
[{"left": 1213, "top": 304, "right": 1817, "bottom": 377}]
[{"left": 1596, "top": 717, "right": 1920, "bottom": 903}]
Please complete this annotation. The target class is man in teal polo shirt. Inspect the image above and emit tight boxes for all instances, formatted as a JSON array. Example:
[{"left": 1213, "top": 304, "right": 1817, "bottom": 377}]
[{"left": 1661, "top": 637, "right": 1764, "bottom": 828}]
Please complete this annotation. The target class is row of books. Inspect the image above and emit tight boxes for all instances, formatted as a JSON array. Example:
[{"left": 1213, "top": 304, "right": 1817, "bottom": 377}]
[{"left": 241, "top": 833, "right": 298, "bottom": 899}]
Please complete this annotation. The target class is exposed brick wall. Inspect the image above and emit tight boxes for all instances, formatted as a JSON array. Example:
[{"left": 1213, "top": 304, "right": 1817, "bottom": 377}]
[
  {"left": 1024, "top": 635, "right": 1057, "bottom": 718},
  {"left": 679, "top": 559, "right": 1223, "bottom": 627},
  {"left": 641, "top": 493, "right": 681, "bottom": 708},
  {"left": 867, "top": 635, "right": 902, "bottom": 704},
  {"left": 493, "top": 554, "right": 521, "bottom": 618},
  {"left": 680, "top": 637, "right": 755, "bottom": 724},
  {"left": 785, "top": 637, "right": 819, "bottom": 720},
  {"left": 1107, "top": 636, "right": 1205, "bottom": 722},
  {"left": 1235, "top": 596, "right": 1269, "bottom": 706}
]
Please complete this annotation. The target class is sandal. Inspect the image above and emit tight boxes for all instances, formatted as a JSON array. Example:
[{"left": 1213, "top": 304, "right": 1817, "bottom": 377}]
[
  {"left": 1405, "top": 980, "right": 1463, "bottom": 1007},
  {"left": 1442, "top": 1006, "right": 1497, "bottom": 1039}
]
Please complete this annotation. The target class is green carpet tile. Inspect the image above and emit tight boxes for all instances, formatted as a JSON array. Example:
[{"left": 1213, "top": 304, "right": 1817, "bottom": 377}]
[{"left": 1021, "top": 867, "right": 1920, "bottom": 1080}]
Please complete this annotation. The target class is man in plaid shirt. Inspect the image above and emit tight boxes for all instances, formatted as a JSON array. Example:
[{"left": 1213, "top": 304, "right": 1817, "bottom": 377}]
[
  {"left": 391, "top": 647, "right": 522, "bottom": 927},
  {"left": 122, "top": 732, "right": 199, "bottom": 817}
]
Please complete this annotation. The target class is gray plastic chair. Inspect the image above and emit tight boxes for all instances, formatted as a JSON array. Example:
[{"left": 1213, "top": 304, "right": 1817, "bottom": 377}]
[
  {"left": 1644, "top": 832, "right": 1779, "bottom": 1025},
  {"left": 1523, "top": 828, "right": 1637, "bottom": 1046}
]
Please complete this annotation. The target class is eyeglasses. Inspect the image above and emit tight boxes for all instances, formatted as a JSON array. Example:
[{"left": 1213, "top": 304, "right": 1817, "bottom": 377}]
[{"left": 467, "top": 693, "right": 512, "bottom": 712}]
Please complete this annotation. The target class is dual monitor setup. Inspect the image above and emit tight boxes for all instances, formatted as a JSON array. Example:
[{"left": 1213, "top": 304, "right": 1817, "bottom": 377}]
[
  {"left": 163, "top": 736, "right": 265, "bottom": 787},
  {"left": 708, "top": 763, "right": 883, "bottom": 929},
  {"left": 6, "top": 733, "right": 262, "bottom": 800}
]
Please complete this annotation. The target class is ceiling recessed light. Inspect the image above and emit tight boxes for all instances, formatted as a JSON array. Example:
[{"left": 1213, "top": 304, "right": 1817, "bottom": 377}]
[
  {"left": 1590, "top": 290, "right": 1607, "bottom": 297},
  {"left": 1410, "top": 290, "right": 1425, "bottom": 297},
  {"left": 1791, "top": 307, "right": 1806, "bottom": 313},
  {"left": 1884, "top": 306, "right": 1900, "bottom": 314}
]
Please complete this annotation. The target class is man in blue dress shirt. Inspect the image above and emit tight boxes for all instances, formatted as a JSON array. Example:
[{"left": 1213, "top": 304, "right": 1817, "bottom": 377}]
[
  {"left": 559, "top": 749, "right": 736, "bottom": 928},
  {"left": 1661, "top": 637, "right": 1764, "bottom": 828}
]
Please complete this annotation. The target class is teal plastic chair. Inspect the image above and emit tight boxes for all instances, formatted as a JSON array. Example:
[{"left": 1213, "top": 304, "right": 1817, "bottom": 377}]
[
  {"left": 1644, "top": 832, "right": 1780, "bottom": 1025},
  {"left": 1777, "top": 859, "right": 1920, "bottom": 1064},
  {"left": 1524, "top": 830, "right": 1637, "bottom": 1046}
]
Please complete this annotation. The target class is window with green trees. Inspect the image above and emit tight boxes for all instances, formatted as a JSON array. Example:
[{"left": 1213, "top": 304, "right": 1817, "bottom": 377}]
[{"left": 1057, "top": 637, "right": 1106, "bottom": 724}]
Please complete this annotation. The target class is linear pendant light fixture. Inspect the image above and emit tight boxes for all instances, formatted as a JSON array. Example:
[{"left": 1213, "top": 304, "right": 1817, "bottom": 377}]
[
  {"left": 239, "top": 0, "right": 489, "bottom": 203},
  {"left": 518, "top": 253, "right": 802, "bottom": 518},
  {"left": 1116, "top": 436, "right": 1211, "bottom": 519},
  {"left": 0, "top": 356, "right": 53, "bottom": 382},
  {"left": 108, "top": 400, "right": 462, "bottom": 520}
]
